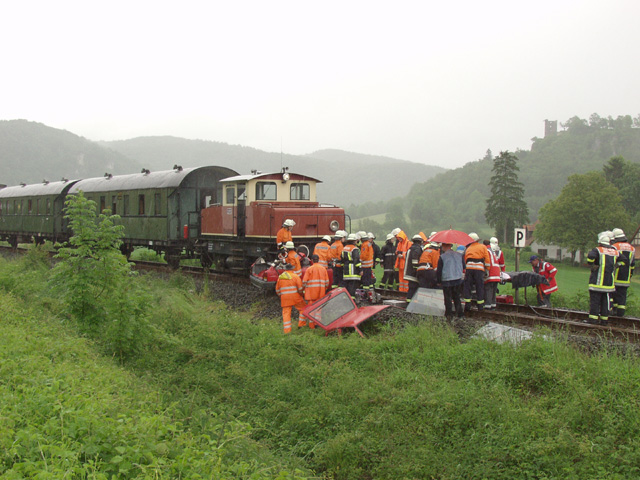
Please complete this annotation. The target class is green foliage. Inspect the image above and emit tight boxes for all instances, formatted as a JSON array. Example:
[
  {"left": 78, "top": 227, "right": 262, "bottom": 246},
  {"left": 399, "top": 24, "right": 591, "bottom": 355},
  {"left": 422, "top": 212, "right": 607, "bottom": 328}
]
[
  {"left": 0, "top": 290, "right": 307, "bottom": 479},
  {"left": 603, "top": 155, "right": 640, "bottom": 220},
  {"left": 485, "top": 151, "right": 529, "bottom": 243},
  {"left": 535, "top": 172, "right": 632, "bottom": 256},
  {"left": 50, "top": 192, "right": 151, "bottom": 359}
]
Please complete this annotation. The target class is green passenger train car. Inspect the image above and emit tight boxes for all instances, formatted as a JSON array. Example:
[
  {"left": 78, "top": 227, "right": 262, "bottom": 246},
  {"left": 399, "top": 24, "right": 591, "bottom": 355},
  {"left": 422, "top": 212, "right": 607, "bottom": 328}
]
[
  {"left": 0, "top": 179, "right": 79, "bottom": 246},
  {"left": 67, "top": 166, "right": 237, "bottom": 266}
]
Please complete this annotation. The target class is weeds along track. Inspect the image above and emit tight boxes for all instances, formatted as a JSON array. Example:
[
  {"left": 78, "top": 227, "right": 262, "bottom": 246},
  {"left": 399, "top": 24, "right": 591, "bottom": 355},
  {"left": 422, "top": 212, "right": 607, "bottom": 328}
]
[{"left": 4, "top": 244, "right": 639, "bottom": 344}]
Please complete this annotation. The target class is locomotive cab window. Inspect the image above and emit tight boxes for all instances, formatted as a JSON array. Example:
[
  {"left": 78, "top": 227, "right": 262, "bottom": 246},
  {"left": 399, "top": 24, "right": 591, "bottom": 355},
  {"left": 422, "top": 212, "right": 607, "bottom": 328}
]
[
  {"left": 256, "top": 181, "right": 277, "bottom": 201},
  {"left": 290, "top": 183, "right": 310, "bottom": 201},
  {"left": 226, "top": 185, "right": 235, "bottom": 205}
]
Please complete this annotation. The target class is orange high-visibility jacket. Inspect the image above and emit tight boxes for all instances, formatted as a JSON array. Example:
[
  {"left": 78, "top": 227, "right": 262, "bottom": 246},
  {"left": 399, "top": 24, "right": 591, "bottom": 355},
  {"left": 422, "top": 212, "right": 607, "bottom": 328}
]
[
  {"left": 313, "top": 241, "right": 331, "bottom": 268},
  {"left": 276, "top": 271, "right": 304, "bottom": 306},
  {"left": 302, "top": 263, "right": 330, "bottom": 301},
  {"left": 418, "top": 247, "right": 440, "bottom": 271},
  {"left": 464, "top": 242, "right": 491, "bottom": 271},
  {"left": 286, "top": 250, "right": 302, "bottom": 276},
  {"left": 360, "top": 241, "right": 374, "bottom": 268},
  {"left": 329, "top": 240, "right": 344, "bottom": 265},
  {"left": 394, "top": 232, "right": 411, "bottom": 270},
  {"left": 276, "top": 228, "right": 292, "bottom": 247}
]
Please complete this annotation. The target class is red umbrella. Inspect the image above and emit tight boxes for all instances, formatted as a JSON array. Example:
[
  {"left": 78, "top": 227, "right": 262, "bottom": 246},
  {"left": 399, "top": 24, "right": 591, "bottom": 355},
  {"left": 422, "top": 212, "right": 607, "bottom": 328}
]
[{"left": 428, "top": 229, "right": 474, "bottom": 246}]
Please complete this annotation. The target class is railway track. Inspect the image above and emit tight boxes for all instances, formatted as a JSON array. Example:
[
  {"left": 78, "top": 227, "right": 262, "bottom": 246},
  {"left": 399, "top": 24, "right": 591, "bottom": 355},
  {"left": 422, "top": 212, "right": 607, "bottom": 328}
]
[
  {"left": 374, "top": 287, "right": 640, "bottom": 341},
  {"left": 3, "top": 244, "right": 638, "bottom": 341}
]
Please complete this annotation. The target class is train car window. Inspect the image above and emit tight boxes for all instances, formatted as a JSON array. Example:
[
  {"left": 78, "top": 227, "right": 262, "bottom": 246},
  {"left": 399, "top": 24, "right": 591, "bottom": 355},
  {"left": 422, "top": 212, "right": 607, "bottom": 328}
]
[
  {"left": 36, "top": 199, "right": 40, "bottom": 214},
  {"left": 154, "top": 193, "right": 161, "bottom": 215},
  {"left": 100, "top": 196, "right": 106, "bottom": 213},
  {"left": 123, "top": 195, "right": 130, "bottom": 215},
  {"left": 138, "top": 194, "right": 145, "bottom": 215},
  {"left": 0, "top": 201, "right": 2, "bottom": 215},
  {"left": 46, "top": 198, "right": 51, "bottom": 215},
  {"left": 290, "top": 183, "right": 310, "bottom": 201},
  {"left": 111, "top": 197, "right": 117, "bottom": 215},
  {"left": 256, "top": 181, "right": 277, "bottom": 201},
  {"left": 226, "top": 186, "right": 235, "bottom": 204},
  {"left": 28, "top": 199, "right": 33, "bottom": 214}
]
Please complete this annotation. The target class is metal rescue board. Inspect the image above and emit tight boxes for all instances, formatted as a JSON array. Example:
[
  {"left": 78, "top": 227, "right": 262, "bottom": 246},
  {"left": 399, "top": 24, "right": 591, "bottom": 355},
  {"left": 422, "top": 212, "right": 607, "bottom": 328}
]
[
  {"left": 406, "top": 288, "right": 446, "bottom": 316},
  {"left": 302, "top": 288, "right": 390, "bottom": 337}
]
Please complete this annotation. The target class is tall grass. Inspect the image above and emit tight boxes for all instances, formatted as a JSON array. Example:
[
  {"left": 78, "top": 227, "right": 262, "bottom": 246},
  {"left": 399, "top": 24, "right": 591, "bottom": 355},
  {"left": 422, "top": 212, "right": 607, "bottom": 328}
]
[{"left": 4, "top": 251, "right": 640, "bottom": 478}]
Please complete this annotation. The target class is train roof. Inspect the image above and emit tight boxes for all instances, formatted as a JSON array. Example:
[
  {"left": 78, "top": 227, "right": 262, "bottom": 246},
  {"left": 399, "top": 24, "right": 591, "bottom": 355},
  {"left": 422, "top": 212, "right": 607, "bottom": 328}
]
[
  {"left": 69, "top": 166, "right": 237, "bottom": 193},
  {"left": 0, "top": 179, "right": 79, "bottom": 198},
  {"left": 220, "top": 172, "right": 322, "bottom": 183}
]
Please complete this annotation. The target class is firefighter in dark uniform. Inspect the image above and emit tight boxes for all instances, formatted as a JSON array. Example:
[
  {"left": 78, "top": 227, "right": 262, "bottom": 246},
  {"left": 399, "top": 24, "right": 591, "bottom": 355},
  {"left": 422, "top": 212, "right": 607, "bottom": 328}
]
[
  {"left": 404, "top": 234, "right": 423, "bottom": 303},
  {"left": 341, "top": 233, "right": 361, "bottom": 299},
  {"left": 611, "top": 228, "right": 636, "bottom": 317},
  {"left": 586, "top": 232, "right": 619, "bottom": 325},
  {"left": 380, "top": 233, "right": 397, "bottom": 290}
]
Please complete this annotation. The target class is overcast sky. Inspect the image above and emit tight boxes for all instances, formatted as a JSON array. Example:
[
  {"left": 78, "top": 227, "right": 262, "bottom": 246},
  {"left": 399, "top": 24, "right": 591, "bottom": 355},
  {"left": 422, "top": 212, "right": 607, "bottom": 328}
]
[{"left": 2, "top": 1, "right": 638, "bottom": 169}]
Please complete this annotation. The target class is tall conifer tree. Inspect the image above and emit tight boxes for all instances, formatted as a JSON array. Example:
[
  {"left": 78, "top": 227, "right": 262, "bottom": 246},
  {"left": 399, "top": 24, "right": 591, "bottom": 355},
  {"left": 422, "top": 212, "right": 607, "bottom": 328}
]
[{"left": 484, "top": 151, "right": 529, "bottom": 243}]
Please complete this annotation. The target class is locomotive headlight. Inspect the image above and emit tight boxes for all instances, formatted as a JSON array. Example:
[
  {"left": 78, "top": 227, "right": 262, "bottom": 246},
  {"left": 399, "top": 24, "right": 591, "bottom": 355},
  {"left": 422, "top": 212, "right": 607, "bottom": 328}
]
[
  {"left": 282, "top": 172, "right": 290, "bottom": 182},
  {"left": 330, "top": 220, "right": 339, "bottom": 232}
]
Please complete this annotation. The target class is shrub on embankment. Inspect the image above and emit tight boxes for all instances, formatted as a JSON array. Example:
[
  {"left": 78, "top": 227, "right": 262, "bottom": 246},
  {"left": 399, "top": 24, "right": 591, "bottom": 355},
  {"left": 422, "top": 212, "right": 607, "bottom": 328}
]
[{"left": 3, "top": 249, "right": 640, "bottom": 479}]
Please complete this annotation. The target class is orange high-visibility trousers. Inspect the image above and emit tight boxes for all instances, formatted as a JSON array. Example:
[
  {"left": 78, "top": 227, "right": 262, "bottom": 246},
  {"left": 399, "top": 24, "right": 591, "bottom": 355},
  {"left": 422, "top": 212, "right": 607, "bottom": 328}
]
[{"left": 282, "top": 300, "right": 308, "bottom": 333}]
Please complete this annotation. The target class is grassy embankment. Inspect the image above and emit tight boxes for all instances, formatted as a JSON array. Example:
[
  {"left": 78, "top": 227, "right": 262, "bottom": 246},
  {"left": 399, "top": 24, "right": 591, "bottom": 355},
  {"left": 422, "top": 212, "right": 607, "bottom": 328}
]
[{"left": 3, "top": 250, "right": 640, "bottom": 478}]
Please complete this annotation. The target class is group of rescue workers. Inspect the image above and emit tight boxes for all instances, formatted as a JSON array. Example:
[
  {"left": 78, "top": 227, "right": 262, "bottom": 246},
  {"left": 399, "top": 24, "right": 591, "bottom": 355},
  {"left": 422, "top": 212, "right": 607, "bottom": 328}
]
[{"left": 273, "top": 219, "right": 635, "bottom": 333}]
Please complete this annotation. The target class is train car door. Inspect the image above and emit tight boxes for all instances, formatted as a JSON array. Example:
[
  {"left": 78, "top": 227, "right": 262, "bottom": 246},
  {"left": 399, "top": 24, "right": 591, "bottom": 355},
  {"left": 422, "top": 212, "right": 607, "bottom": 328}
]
[{"left": 236, "top": 183, "right": 246, "bottom": 237}]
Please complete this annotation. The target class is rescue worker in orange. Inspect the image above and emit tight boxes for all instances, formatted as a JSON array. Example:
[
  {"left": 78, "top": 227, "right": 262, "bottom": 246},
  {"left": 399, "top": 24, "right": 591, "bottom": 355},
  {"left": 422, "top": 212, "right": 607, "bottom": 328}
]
[
  {"left": 359, "top": 232, "right": 375, "bottom": 292},
  {"left": 284, "top": 241, "right": 302, "bottom": 276},
  {"left": 276, "top": 219, "right": 295, "bottom": 249},
  {"left": 313, "top": 235, "right": 332, "bottom": 269},
  {"left": 418, "top": 240, "right": 440, "bottom": 289},
  {"left": 301, "top": 254, "right": 330, "bottom": 329},
  {"left": 462, "top": 232, "right": 491, "bottom": 311},
  {"left": 275, "top": 264, "right": 307, "bottom": 334},
  {"left": 329, "top": 230, "right": 346, "bottom": 288},
  {"left": 393, "top": 228, "right": 411, "bottom": 293}
]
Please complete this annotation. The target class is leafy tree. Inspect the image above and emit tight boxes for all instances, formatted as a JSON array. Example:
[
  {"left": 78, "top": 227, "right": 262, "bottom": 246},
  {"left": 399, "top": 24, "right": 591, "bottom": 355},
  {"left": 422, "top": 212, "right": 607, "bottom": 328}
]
[
  {"left": 484, "top": 151, "right": 529, "bottom": 243},
  {"left": 535, "top": 172, "right": 631, "bottom": 259},
  {"left": 603, "top": 155, "right": 640, "bottom": 221},
  {"left": 50, "top": 191, "right": 151, "bottom": 359}
]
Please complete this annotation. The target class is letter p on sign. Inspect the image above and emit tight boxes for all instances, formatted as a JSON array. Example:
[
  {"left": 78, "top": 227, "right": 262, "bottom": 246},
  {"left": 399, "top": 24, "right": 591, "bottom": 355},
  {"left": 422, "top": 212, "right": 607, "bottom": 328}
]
[{"left": 514, "top": 228, "right": 526, "bottom": 248}]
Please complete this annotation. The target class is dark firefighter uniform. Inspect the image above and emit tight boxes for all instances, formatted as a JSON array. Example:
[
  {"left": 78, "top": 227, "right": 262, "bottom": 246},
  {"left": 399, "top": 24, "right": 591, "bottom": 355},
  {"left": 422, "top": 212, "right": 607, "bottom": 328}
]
[
  {"left": 342, "top": 236, "right": 361, "bottom": 299},
  {"left": 404, "top": 236, "right": 423, "bottom": 303},
  {"left": 587, "top": 238, "right": 619, "bottom": 324},
  {"left": 612, "top": 231, "right": 636, "bottom": 317},
  {"left": 380, "top": 235, "right": 397, "bottom": 289}
]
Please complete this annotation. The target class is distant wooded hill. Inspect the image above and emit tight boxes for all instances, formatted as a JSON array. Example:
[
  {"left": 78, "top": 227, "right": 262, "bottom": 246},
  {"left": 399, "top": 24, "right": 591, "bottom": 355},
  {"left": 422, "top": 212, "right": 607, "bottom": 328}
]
[
  {"left": 0, "top": 120, "right": 137, "bottom": 186},
  {"left": 389, "top": 116, "right": 640, "bottom": 238},
  {"left": 0, "top": 119, "right": 446, "bottom": 206},
  {"left": 100, "top": 138, "right": 446, "bottom": 206}
]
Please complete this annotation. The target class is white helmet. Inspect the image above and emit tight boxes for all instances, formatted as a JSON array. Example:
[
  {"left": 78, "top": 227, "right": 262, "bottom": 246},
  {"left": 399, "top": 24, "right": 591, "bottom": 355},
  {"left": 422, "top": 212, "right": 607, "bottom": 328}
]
[
  {"left": 598, "top": 233, "right": 610, "bottom": 245},
  {"left": 346, "top": 233, "right": 358, "bottom": 241},
  {"left": 391, "top": 228, "right": 401, "bottom": 236},
  {"left": 357, "top": 231, "right": 368, "bottom": 240},
  {"left": 469, "top": 232, "right": 480, "bottom": 242},
  {"left": 412, "top": 234, "right": 423, "bottom": 241},
  {"left": 335, "top": 230, "right": 346, "bottom": 239},
  {"left": 322, "top": 235, "right": 332, "bottom": 242},
  {"left": 430, "top": 241, "right": 441, "bottom": 248},
  {"left": 430, "top": 231, "right": 437, "bottom": 237},
  {"left": 386, "top": 233, "right": 394, "bottom": 241},
  {"left": 490, "top": 237, "right": 499, "bottom": 244},
  {"left": 367, "top": 232, "right": 375, "bottom": 240},
  {"left": 612, "top": 228, "right": 625, "bottom": 239},
  {"left": 604, "top": 230, "right": 613, "bottom": 241},
  {"left": 284, "top": 219, "right": 296, "bottom": 227},
  {"left": 284, "top": 241, "right": 295, "bottom": 249}
]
